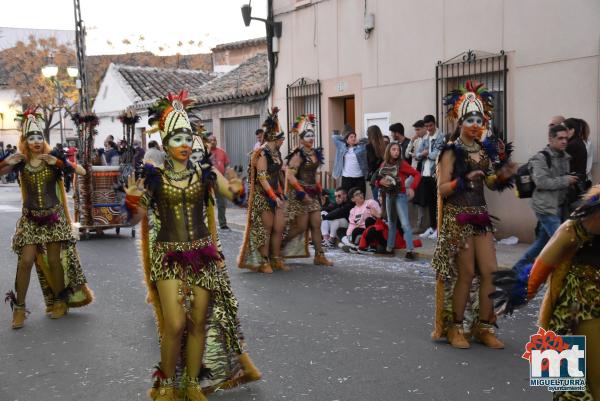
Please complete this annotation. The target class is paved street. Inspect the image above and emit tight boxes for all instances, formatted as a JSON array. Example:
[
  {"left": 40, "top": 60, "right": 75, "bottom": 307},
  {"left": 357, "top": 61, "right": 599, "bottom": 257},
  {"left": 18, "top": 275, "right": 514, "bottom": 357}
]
[{"left": 0, "top": 184, "right": 549, "bottom": 401}]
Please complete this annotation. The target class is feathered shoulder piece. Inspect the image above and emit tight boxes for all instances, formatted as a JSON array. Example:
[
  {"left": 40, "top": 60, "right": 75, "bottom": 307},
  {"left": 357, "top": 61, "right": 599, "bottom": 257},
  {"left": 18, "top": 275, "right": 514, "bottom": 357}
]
[
  {"left": 140, "top": 163, "right": 162, "bottom": 194},
  {"left": 439, "top": 142, "right": 469, "bottom": 179},
  {"left": 285, "top": 146, "right": 324, "bottom": 165},
  {"left": 118, "top": 107, "right": 141, "bottom": 126},
  {"left": 315, "top": 147, "right": 324, "bottom": 165},
  {"left": 570, "top": 185, "right": 600, "bottom": 220},
  {"left": 261, "top": 145, "right": 276, "bottom": 165},
  {"left": 443, "top": 80, "right": 494, "bottom": 122},
  {"left": 148, "top": 90, "right": 194, "bottom": 133},
  {"left": 285, "top": 147, "right": 301, "bottom": 163},
  {"left": 481, "top": 136, "right": 513, "bottom": 169}
]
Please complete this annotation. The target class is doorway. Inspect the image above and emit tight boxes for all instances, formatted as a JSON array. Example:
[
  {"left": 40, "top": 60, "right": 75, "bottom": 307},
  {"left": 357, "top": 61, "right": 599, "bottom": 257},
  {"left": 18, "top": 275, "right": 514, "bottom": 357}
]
[{"left": 329, "top": 95, "right": 356, "bottom": 136}]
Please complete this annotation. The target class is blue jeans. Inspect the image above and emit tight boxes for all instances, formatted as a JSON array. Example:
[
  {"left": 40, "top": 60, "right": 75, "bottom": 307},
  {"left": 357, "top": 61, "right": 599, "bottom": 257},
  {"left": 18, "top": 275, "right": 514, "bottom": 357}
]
[
  {"left": 370, "top": 184, "right": 380, "bottom": 204},
  {"left": 386, "top": 193, "right": 414, "bottom": 251},
  {"left": 513, "top": 213, "right": 562, "bottom": 272}
]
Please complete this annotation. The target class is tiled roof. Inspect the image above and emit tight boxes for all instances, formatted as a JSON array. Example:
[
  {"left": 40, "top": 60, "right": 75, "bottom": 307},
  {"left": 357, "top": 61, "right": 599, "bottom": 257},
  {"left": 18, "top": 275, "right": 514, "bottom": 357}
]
[
  {"left": 194, "top": 53, "right": 268, "bottom": 106},
  {"left": 212, "top": 37, "right": 266, "bottom": 52},
  {"left": 115, "top": 65, "right": 214, "bottom": 102}
]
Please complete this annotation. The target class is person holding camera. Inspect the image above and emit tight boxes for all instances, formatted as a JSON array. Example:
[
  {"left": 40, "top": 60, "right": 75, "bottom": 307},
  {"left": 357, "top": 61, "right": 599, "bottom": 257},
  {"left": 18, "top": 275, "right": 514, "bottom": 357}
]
[{"left": 512, "top": 124, "right": 578, "bottom": 274}]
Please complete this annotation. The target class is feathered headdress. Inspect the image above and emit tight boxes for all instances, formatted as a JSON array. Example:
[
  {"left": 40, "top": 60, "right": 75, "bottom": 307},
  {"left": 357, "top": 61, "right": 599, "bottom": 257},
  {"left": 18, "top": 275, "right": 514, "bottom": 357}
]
[
  {"left": 443, "top": 80, "right": 494, "bottom": 123},
  {"left": 262, "top": 107, "right": 284, "bottom": 142},
  {"left": 147, "top": 90, "right": 195, "bottom": 143},
  {"left": 291, "top": 114, "right": 316, "bottom": 139},
  {"left": 16, "top": 108, "right": 44, "bottom": 139},
  {"left": 570, "top": 185, "right": 600, "bottom": 219},
  {"left": 118, "top": 107, "right": 141, "bottom": 126}
]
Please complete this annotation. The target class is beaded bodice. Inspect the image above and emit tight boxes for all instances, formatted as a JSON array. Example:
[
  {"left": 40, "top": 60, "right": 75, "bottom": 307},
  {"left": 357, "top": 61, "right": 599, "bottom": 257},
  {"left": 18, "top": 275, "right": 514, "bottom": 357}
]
[
  {"left": 297, "top": 148, "right": 319, "bottom": 186},
  {"left": 153, "top": 170, "right": 209, "bottom": 242},
  {"left": 446, "top": 141, "right": 491, "bottom": 207},
  {"left": 21, "top": 162, "right": 60, "bottom": 210}
]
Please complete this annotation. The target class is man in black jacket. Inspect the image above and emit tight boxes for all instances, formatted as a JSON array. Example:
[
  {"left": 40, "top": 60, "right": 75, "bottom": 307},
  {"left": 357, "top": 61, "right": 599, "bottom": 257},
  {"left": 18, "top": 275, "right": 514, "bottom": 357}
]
[{"left": 321, "top": 187, "right": 353, "bottom": 247}]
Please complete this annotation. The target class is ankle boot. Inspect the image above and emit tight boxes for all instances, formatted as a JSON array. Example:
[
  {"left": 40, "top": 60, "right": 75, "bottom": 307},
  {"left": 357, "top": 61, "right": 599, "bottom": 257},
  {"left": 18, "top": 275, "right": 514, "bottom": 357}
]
[
  {"left": 314, "top": 251, "right": 333, "bottom": 266},
  {"left": 184, "top": 377, "right": 208, "bottom": 401},
  {"left": 50, "top": 300, "right": 68, "bottom": 319},
  {"left": 12, "top": 304, "right": 27, "bottom": 329},
  {"left": 447, "top": 322, "right": 470, "bottom": 349},
  {"left": 148, "top": 369, "right": 178, "bottom": 401},
  {"left": 271, "top": 256, "right": 290, "bottom": 271},
  {"left": 473, "top": 322, "right": 504, "bottom": 349},
  {"left": 239, "top": 353, "right": 262, "bottom": 382},
  {"left": 258, "top": 262, "right": 273, "bottom": 274}
]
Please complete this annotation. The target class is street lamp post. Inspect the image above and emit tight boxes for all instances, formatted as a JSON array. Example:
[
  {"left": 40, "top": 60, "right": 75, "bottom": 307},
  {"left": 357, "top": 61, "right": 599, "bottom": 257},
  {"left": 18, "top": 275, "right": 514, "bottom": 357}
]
[{"left": 41, "top": 59, "right": 79, "bottom": 145}]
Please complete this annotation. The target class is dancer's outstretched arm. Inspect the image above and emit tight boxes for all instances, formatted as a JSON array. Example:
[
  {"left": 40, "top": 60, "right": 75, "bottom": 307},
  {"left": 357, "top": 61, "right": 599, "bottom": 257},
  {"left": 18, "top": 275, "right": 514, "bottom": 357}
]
[{"left": 124, "top": 174, "right": 147, "bottom": 226}]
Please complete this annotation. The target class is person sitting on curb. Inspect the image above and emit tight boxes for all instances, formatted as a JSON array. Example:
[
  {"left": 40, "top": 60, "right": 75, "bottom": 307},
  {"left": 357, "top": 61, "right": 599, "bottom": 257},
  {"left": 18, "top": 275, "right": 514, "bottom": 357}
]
[
  {"left": 340, "top": 187, "right": 381, "bottom": 252},
  {"left": 321, "top": 187, "right": 353, "bottom": 247}
]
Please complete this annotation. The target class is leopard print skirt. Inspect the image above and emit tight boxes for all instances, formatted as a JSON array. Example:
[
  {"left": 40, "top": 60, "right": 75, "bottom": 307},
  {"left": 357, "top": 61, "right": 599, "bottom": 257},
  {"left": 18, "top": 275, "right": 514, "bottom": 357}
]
[
  {"left": 12, "top": 205, "right": 74, "bottom": 254},
  {"left": 550, "top": 263, "right": 599, "bottom": 401}
]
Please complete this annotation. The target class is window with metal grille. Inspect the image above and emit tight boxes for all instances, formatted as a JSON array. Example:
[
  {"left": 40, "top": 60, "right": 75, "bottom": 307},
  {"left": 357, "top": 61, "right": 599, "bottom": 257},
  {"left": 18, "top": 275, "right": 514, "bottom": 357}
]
[
  {"left": 286, "top": 77, "right": 322, "bottom": 153},
  {"left": 436, "top": 50, "right": 508, "bottom": 142}
]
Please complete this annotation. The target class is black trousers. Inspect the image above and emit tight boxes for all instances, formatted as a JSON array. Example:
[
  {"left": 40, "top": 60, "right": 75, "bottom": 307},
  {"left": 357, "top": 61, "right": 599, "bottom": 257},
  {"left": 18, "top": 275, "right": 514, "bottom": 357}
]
[
  {"left": 421, "top": 176, "right": 438, "bottom": 230},
  {"left": 341, "top": 176, "right": 366, "bottom": 196}
]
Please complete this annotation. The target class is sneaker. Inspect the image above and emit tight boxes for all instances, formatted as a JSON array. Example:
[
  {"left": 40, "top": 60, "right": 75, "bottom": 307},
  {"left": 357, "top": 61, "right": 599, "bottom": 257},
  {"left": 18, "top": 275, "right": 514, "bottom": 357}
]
[
  {"left": 405, "top": 251, "right": 417, "bottom": 260},
  {"left": 322, "top": 239, "right": 336, "bottom": 249},
  {"left": 419, "top": 227, "right": 434, "bottom": 238},
  {"left": 341, "top": 236, "right": 352, "bottom": 246},
  {"left": 428, "top": 230, "right": 438, "bottom": 240},
  {"left": 357, "top": 247, "right": 376, "bottom": 255},
  {"left": 378, "top": 248, "right": 395, "bottom": 256},
  {"left": 342, "top": 244, "right": 358, "bottom": 254}
]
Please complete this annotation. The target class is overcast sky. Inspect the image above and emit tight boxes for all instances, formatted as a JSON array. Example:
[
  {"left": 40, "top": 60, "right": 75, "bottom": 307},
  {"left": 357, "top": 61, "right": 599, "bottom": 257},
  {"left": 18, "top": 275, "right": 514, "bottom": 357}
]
[{"left": 0, "top": 0, "right": 268, "bottom": 55}]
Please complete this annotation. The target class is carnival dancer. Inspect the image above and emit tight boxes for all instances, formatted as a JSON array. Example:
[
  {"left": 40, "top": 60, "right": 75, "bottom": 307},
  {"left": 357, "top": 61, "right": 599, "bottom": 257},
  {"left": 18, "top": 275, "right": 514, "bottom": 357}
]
[
  {"left": 238, "top": 107, "right": 287, "bottom": 273},
  {"left": 281, "top": 114, "right": 333, "bottom": 266},
  {"left": 124, "top": 91, "right": 260, "bottom": 401},
  {"left": 491, "top": 186, "right": 600, "bottom": 400},
  {"left": 1, "top": 109, "right": 93, "bottom": 329},
  {"left": 430, "top": 81, "right": 516, "bottom": 349}
]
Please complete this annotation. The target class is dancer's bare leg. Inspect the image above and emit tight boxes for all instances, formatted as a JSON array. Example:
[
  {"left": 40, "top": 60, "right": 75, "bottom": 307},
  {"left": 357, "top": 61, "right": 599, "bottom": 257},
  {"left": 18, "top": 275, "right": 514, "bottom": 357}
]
[
  {"left": 15, "top": 245, "right": 37, "bottom": 304},
  {"left": 186, "top": 285, "right": 211, "bottom": 378},
  {"left": 270, "top": 207, "right": 286, "bottom": 258},
  {"left": 260, "top": 210, "right": 274, "bottom": 258},
  {"left": 156, "top": 279, "right": 186, "bottom": 377},
  {"left": 309, "top": 211, "right": 324, "bottom": 253},
  {"left": 285, "top": 213, "right": 309, "bottom": 242},
  {"left": 473, "top": 233, "right": 497, "bottom": 321},
  {"left": 452, "top": 237, "right": 475, "bottom": 322},
  {"left": 46, "top": 242, "right": 64, "bottom": 297}
]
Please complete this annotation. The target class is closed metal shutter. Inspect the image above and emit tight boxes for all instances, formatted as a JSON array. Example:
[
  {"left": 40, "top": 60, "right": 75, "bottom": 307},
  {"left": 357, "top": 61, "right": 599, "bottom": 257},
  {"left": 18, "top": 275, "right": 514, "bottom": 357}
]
[
  {"left": 202, "top": 120, "right": 213, "bottom": 134},
  {"left": 222, "top": 116, "right": 260, "bottom": 177}
]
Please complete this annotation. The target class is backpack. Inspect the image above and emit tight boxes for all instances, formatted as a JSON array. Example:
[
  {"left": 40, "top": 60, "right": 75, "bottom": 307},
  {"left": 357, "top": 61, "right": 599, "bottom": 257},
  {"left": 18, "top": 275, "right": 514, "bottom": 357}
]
[{"left": 515, "top": 150, "right": 551, "bottom": 199}]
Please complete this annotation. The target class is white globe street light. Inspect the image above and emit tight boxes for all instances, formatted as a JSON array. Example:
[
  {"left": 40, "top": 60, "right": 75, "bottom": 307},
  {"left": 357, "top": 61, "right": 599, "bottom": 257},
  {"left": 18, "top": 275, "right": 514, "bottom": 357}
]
[
  {"left": 41, "top": 64, "right": 59, "bottom": 78},
  {"left": 67, "top": 66, "right": 79, "bottom": 78}
]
